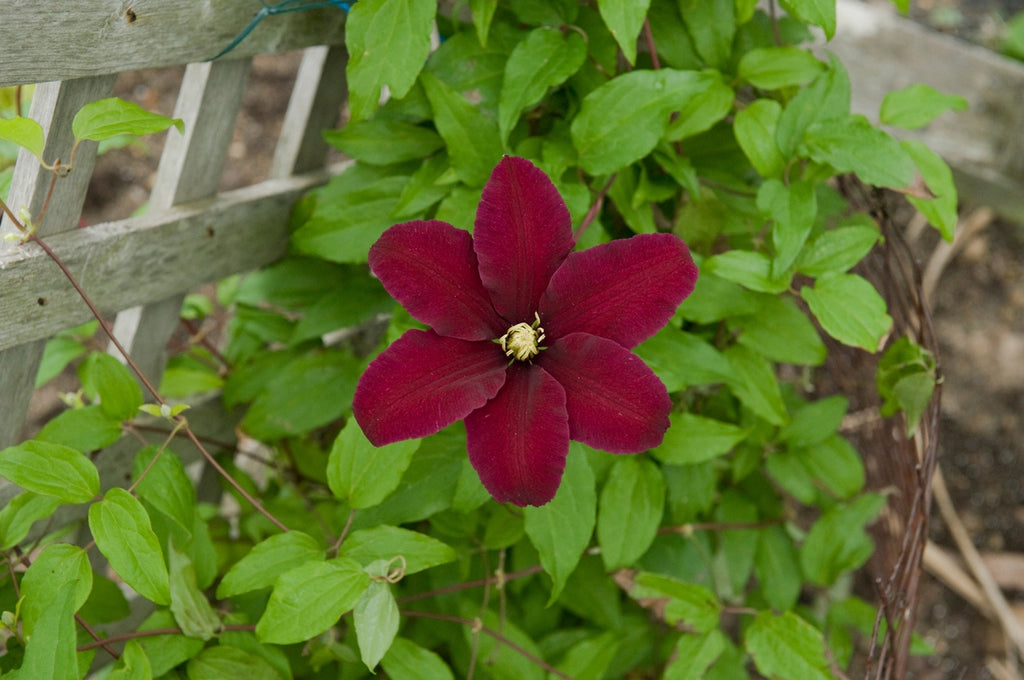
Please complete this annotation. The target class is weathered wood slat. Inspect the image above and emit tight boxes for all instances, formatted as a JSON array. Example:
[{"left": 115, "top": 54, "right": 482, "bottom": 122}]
[
  {"left": 831, "top": 0, "right": 1024, "bottom": 221},
  {"left": 0, "top": 165, "right": 343, "bottom": 353},
  {"left": 271, "top": 44, "right": 348, "bottom": 178},
  {"left": 0, "top": 76, "right": 116, "bottom": 448},
  {"left": 109, "top": 58, "right": 254, "bottom": 396},
  {"left": 0, "top": 0, "right": 348, "bottom": 87}
]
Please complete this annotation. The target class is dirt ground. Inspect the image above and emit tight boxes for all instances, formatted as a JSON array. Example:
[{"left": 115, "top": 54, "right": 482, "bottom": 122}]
[{"left": 73, "top": 6, "right": 1024, "bottom": 678}]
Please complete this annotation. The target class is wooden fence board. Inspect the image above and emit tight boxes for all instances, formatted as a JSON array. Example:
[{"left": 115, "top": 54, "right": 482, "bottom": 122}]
[
  {"left": 0, "top": 166, "right": 341, "bottom": 354},
  {"left": 0, "top": 0, "right": 348, "bottom": 87}
]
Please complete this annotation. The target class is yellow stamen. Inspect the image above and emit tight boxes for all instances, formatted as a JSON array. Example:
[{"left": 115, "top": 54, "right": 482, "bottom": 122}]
[{"left": 498, "top": 313, "right": 545, "bottom": 362}]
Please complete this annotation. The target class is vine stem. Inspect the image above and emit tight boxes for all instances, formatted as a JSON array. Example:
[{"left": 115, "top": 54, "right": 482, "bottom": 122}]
[
  {"left": 643, "top": 18, "right": 660, "bottom": 70},
  {"left": 0, "top": 195, "right": 289, "bottom": 533},
  {"left": 399, "top": 610, "right": 574, "bottom": 680},
  {"left": 574, "top": 173, "right": 617, "bottom": 240}
]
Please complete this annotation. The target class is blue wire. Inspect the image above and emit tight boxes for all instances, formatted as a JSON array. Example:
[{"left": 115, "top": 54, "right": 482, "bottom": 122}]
[{"left": 211, "top": 0, "right": 353, "bottom": 61}]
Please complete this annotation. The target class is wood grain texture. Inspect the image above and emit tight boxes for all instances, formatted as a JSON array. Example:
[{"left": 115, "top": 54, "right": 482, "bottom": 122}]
[
  {"left": 0, "top": 0, "right": 348, "bottom": 87},
  {"left": 0, "top": 164, "right": 346, "bottom": 352}
]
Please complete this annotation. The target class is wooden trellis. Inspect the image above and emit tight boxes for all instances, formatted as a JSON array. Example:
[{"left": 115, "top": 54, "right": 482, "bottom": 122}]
[{"left": 0, "top": 1, "right": 350, "bottom": 510}]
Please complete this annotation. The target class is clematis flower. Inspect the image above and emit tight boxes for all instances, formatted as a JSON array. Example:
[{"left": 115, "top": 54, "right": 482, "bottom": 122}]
[{"left": 353, "top": 156, "right": 698, "bottom": 506}]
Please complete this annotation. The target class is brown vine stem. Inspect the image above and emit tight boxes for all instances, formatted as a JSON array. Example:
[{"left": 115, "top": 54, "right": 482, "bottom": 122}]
[
  {"left": 75, "top": 613, "right": 120, "bottom": 660},
  {"left": 643, "top": 18, "right": 660, "bottom": 70},
  {"left": 0, "top": 195, "right": 289, "bottom": 533},
  {"left": 76, "top": 624, "right": 255, "bottom": 653},
  {"left": 399, "top": 610, "right": 574, "bottom": 680},
  {"left": 396, "top": 564, "right": 545, "bottom": 604},
  {"left": 574, "top": 173, "right": 617, "bottom": 241}
]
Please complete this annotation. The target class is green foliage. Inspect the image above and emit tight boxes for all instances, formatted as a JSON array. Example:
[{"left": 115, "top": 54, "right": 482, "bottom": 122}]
[{"left": 2, "top": 2, "right": 959, "bottom": 678}]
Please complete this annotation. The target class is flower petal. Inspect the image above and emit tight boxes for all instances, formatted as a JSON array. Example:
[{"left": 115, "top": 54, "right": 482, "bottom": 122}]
[
  {"left": 369, "top": 220, "right": 505, "bottom": 341},
  {"left": 353, "top": 329, "right": 507, "bottom": 445},
  {"left": 539, "top": 233, "right": 698, "bottom": 348},
  {"left": 474, "top": 156, "right": 575, "bottom": 323},
  {"left": 539, "top": 333, "right": 672, "bottom": 453},
  {"left": 465, "top": 364, "right": 569, "bottom": 507}
]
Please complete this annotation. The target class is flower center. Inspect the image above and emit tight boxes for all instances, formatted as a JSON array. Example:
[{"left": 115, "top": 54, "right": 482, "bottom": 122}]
[{"left": 498, "top": 313, "right": 545, "bottom": 362}]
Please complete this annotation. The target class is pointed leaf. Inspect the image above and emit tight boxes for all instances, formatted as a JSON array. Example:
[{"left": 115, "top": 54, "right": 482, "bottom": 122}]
[
  {"left": 35, "top": 405, "right": 123, "bottom": 451},
  {"left": 0, "top": 492, "right": 61, "bottom": 550},
  {"left": 88, "top": 487, "right": 171, "bottom": 605},
  {"left": 880, "top": 83, "right": 968, "bottom": 130},
  {"left": 77, "top": 352, "right": 144, "bottom": 421},
  {"left": 20, "top": 543, "right": 92, "bottom": 638},
  {"left": 217, "top": 531, "right": 323, "bottom": 598},
  {"left": 168, "top": 541, "right": 220, "bottom": 641},
  {"left": 107, "top": 640, "right": 152, "bottom": 680},
  {"left": 18, "top": 580, "right": 79, "bottom": 680},
  {"left": 0, "top": 440, "right": 99, "bottom": 503},
  {"left": 597, "top": 0, "right": 651, "bottom": 64},
  {"left": 524, "top": 449, "right": 596, "bottom": 603},
  {"left": 0, "top": 116, "right": 45, "bottom": 159},
  {"left": 597, "top": 457, "right": 664, "bottom": 569},
  {"left": 324, "top": 119, "right": 444, "bottom": 165},
  {"left": 654, "top": 412, "right": 747, "bottom": 464},
  {"left": 664, "top": 630, "right": 728, "bottom": 680},
  {"left": 801, "top": 114, "right": 915, "bottom": 189},
  {"left": 328, "top": 419, "right": 421, "bottom": 509},
  {"left": 746, "top": 611, "right": 832, "bottom": 680},
  {"left": 354, "top": 581, "right": 400, "bottom": 670},
  {"left": 499, "top": 28, "right": 586, "bottom": 141},
  {"left": 734, "top": 98, "right": 785, "bottom": 177},
  {"left": 187, "top": 646, "right": 280, "bottom": 680},
  {"left": 382, "top": 637, "right": 455, "bottom": 680},
  {"left": 801, "top": 273, "right": 892, "bottom": 351},
  {"left": 256, "top": 558, "right": 370, "bottom": 644},
  {"left": 345, "top": 0, "right": 436, "bottom": 122},
  {"left": 72, "top": 97, "right": 183, "bottom": 142},
  {"left": 738, "top": 47, "right": 824, "bottom": 89},
  {"left": 339, "top": 525, "right": 456, "bottom": 575}
]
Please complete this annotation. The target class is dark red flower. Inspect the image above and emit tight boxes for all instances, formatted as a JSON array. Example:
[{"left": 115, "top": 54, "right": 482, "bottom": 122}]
[{"left": 353, "top": 156, "right": 698, "bottom": 506}]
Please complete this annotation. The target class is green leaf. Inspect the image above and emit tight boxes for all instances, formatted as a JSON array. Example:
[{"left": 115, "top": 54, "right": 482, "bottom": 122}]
[
  {"left": 392, "top": 153, "right": 454, "bottom": 219},
  {"left": 731, "top": 294, "right": 826, "bottom": 366},
  {"left": 241, "top": 348, "right": 362, "bottom": 439},
  {"left": 217, "top": 531, "right": 323, "bottom": 598},
  {"left": 327, "top": 419, "right": 421, "bottom": 509},
  {"left": 0, "top": 440, "right": 99, "bottom": 503},
  {"left": 0, "top": 116, "right": 44, "bottom": 159},
  {"left": 36, "top": 335, "right": 88, "bottom": 387},
  {"left": 801, "top": 273, "right": 892, "bottom": 351},
  {"left": 167, "top": 540, "right": 219, "bottom": 642},
  {"left": 766, "top": 450, "right": 818, "bottom": 504},
  {"left": 734, "top": 98, "right": 785, "bottom": 177},
  {"left": 775, "top": 56, "right": 850, "bottom": 157},
  {"left": 34, "top": 406, "right": 118, "bottom": 454},
  {"left": 107, "top": 640, "right": 152, "bottom": 680},
  {"left": 18, "top": 580, "right": 79, "bottom": 680},
  {"left": 345, "top": 0, "right": 436, "bottom": 122},
  {"left": 256, "top": 558, "right": 370, "bottom": 644},
  {"left": 187, "top": 645, "right": 280, "bottom": 680},
  {"left": 797, "top": 220, "right": 880, "bottom": 277},
  {"left": 470, "top": 0, "right": 498, "bottom": 46},
  {"left": 138, "top": 609, "right": 205, "bottom": 677},
  {"left": 133, "top": 446, "right": 195, "bottom": 532},
  {"left": 739, "top": 47, "right": 824, "bottom": 89},
  {"left": 597, "top": 0, "right": 651, "bottom": 65},
  {"left": 324, "top": 119, "right": 444, "bottom": 165},
  {"left": 798, "top": 434, "right": 865, "bottom": 499},
  {"left": 664, "top": 73, "right": 734, "bottom": 142},
  {"left": 571, "top": 69, "right": 710, "bottom": 174},
  {"left": 636, "top": 327, "right": 735, "bottom": 391},
  {"left": 677, "top": 271, "right": 761, "bottom": 323},
  {"left": 499, "top": 28, "right": 586, "bottom": 143},
  {"left": 780, "top": 0, "right": 836, "bottom": 39},
  {"left": 77, "top": 352, "right": 144, "bottom": 421},
  {"left": 758, "top": 179, "right": 817, "bottom": 276},
  {"left": 20, "top": 543, "right": 92, "bottom": 638},
  {"left": 524, "top": 448, "right": 596, "bottom": 603},
  {"left": 420, "top": 71, "right": 504, "bottom": 187},
  {"left": 704, "top": 250, "right": 790, "bottom": 294},
  {"left": 880, "top": 83, "right": 967, "bottom": 129},
  {"left": 655, "top": 412, "right": 746, "bottom": 464},
  {"left": 754, "top": 527, "right": 802, "bottom": 611},
  {"left": 678, "top": 0, "right": 735, "bottom": 68},
  {"left": 340, "top": 525, "right": 457, "bottom": 575},
  {"left": 78, "top": 572, "right": 131, "bottom": 624},
  {"left": 556, "top": 632, "right": 620, "bottom": 680},
  {"left": 597, "top": 457, "right": 664, "bottom": 569},
  {"left": 72, "top": 97, "right": 183, "bottom": 142},
  {"left": 0, "top": 492, "right": 61, "bottom": 550},
  {"left": 664, "top": 630, "right": 728, "bottom": 680},
  {"left": 903, "top": 139, "right": 958, "bottom": 241},
  {"left": 779, "top": 395, "right": 848, "bottom": 447},
  {"left": 801, "top": 114, "right": 915, "bottom": 189},
  {"left": 354, "top": 580, "right": 400, "bottom": 670},
  {"left": 800, "top": 494, "right": 885, "bottom": 585},
  {"left": 88, "top": 487, "right": 171, "bottom": 605},
  {"left": 382, "top": 637, "right": 454, "bottom": 680},
  {"left": 632, "top": 572, "right": 721, "bottom": 633},
  {"left": 724, "top": 344, "right": 788, "bottom": 426},
  {"left": 746, "top": 611, "right": 832, "bottom": 680}
]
